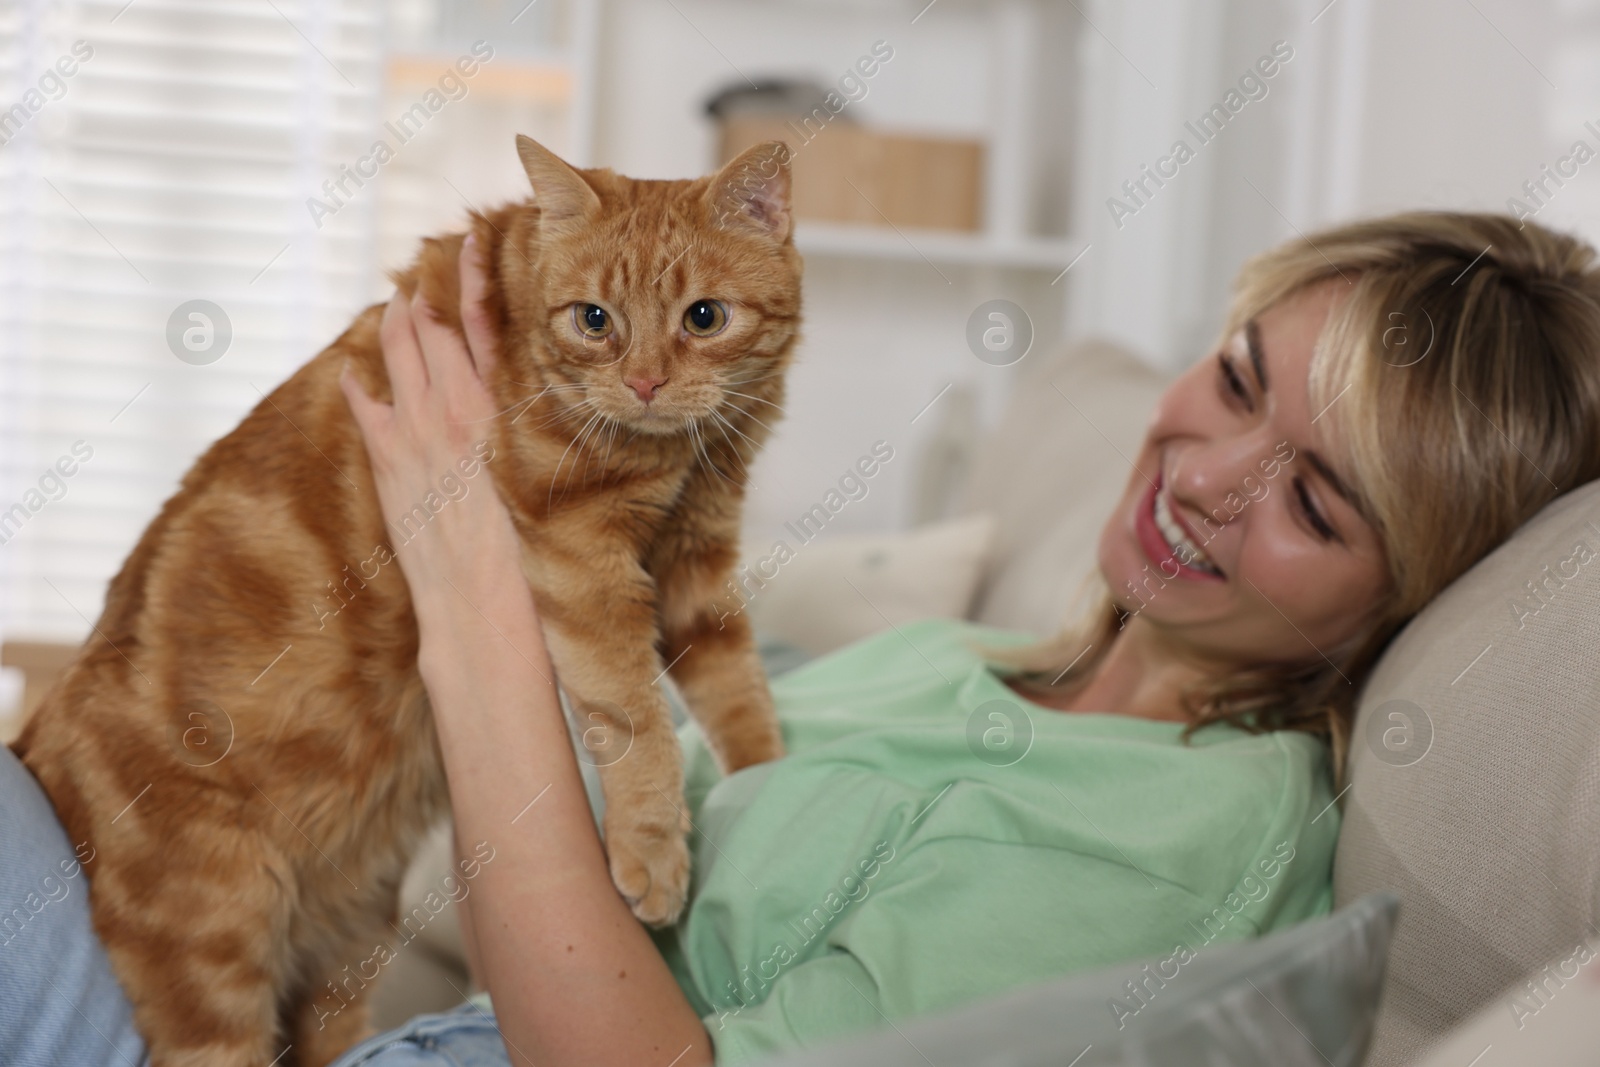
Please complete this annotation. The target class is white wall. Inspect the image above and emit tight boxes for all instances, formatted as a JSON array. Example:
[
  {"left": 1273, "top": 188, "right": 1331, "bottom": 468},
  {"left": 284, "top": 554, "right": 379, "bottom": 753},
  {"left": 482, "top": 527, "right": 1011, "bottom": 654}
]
[
  {"left": 1069, "top": 0, "right": 1356, "bottom": 369},
  {"left": 1339, "top": 0, "right": 1555, "bottom": 219},
  {"left": 1068, "top": 0, "right": 1600, "bottom": 371}
]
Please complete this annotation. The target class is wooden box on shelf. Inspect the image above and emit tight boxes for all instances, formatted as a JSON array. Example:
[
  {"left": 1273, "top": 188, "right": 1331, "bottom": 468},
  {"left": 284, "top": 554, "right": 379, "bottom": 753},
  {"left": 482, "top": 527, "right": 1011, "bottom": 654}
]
[{"left": 717, "top": 117, "right": 984, "bottom": 232}]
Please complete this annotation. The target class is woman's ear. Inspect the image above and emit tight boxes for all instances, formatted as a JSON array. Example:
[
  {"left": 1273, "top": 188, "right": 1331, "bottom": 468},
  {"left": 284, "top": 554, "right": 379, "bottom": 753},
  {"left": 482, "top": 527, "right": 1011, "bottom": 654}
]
[
  {"left": 704, "top": 140, "right": 793, "bottom": 242},
  {"left": 516, "top": 134, "right": 602, "bottom": 235}
]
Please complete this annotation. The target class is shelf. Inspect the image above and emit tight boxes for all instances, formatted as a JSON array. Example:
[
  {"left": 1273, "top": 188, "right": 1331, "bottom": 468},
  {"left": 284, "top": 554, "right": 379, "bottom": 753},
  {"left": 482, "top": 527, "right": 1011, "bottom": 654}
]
[{"left": 793, "top": 221, "right": 1086, "bottom": 273}]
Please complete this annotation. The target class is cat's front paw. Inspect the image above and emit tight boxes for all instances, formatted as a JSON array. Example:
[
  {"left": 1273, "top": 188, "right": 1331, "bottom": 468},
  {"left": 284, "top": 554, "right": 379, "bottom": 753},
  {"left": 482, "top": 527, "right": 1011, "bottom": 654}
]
[
  {"left": 720, "top": 718, "right": 785, "bottom": 773},
  {"left": 605, "top": 801, "right": 691, "bottom": 926}
]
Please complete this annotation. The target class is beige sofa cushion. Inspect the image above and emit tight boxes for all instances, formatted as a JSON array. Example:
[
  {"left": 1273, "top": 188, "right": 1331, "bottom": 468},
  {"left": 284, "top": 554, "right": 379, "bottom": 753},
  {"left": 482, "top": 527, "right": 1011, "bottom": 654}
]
[
  {"left": 1334, "top": 480, "right": 1600, "bottom": 1066},
  {"left": 955, "top": 338, "right": 1168, "bottom": 635},
  {"left": 744, "top": 513, "right": 998, "bottom": 657}
]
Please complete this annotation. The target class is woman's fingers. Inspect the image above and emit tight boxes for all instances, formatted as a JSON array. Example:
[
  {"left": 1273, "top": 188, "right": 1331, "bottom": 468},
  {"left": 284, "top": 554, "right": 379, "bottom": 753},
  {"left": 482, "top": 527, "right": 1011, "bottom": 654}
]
[
  {"left": 407, "top": 247, "right": 503, "bottom": 426},
  {"left": 378, "top": 292, "right": 429, "bottom": 412},
  {"left": 370, "top": 234, "right": 503, "bottom": 450},
  {"left": 409, "top": 285, "right": 486, "bottom": 414},
  {"left": 408, "top": 286, "right": 458, "bottom": 383},
  {"left": 339, "top": 360, "right": 393, "bottom": 457},
  {"left": 459, "top": 232, "right": 498, "bottom": 377}
]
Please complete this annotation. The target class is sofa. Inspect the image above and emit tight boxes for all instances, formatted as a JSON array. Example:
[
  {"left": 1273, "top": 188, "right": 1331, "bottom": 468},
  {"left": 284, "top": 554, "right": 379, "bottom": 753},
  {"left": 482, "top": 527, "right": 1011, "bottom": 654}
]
[{"left": 6, "top": 337, "right": 1599, "bottom": 1063}]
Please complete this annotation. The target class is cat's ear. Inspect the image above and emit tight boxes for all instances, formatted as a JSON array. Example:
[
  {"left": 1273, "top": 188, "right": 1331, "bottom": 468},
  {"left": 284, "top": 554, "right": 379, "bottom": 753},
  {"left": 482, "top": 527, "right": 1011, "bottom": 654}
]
[
  {"left": 517, "top": 134, "right": 601, "bottom": 233},
  {"left": 705, "top": 141, "right": 793, "bottom": 242}
]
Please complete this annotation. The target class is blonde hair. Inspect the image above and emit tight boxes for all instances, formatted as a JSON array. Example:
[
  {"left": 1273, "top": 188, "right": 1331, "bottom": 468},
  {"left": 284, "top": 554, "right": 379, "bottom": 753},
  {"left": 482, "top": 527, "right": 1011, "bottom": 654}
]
[{"left": 996, "top": 212, "right": 1600, "bottom": 773}]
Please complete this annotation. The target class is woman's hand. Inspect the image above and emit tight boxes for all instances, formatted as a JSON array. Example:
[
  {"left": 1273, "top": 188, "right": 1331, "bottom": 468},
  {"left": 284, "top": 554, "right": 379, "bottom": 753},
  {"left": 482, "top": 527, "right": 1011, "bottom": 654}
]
[{"left": 341, "top": 234, "right": 522, "bottom": 621}]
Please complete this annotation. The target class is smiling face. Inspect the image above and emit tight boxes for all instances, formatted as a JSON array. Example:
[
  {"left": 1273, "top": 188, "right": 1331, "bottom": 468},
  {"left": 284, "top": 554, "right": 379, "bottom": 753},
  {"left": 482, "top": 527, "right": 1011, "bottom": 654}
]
[
  {"left": 1098, "top": 281, "right": 1392, "bottom": 673},
  {"left": 518, "top": 136, "right": 802, "bottom": 437}
]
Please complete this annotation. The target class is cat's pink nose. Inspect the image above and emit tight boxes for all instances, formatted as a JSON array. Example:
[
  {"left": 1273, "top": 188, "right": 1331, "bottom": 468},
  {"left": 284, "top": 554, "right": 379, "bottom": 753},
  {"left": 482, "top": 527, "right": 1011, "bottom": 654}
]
[{"left": 626, "top": 375, "right": 667, "bottom": 403}]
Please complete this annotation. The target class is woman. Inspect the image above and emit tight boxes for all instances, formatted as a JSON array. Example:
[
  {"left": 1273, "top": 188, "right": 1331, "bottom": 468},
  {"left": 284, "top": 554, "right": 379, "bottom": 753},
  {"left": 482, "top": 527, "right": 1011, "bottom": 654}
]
[{"left": 4, "top": 211, "right": 1598, "bottom": 1067}]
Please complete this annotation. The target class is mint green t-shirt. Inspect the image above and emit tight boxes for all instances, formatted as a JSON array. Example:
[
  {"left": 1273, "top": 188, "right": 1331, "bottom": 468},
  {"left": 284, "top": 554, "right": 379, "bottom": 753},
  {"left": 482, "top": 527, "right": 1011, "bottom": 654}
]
[{"left": 649, "top": 619, "right": 1340, "bottom": 1064}]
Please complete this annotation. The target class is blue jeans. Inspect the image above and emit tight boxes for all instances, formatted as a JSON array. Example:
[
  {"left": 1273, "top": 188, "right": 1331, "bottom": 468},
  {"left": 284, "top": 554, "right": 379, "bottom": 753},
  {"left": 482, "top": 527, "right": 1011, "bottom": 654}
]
[
  {"left": 0, "top": 742, "right": 148, "bottom": 1067},
  {"left": 0, "top": 743, "right": 510, "bottom": 1067},
  {"left": 326, "top": 1002, "right": 510, "bottom": 1066}
]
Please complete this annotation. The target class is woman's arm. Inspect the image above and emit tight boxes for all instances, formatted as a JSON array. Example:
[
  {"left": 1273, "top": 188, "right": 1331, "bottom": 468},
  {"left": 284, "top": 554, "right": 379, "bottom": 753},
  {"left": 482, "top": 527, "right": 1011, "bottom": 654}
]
[{"left": 340, "top": 236, "right": 713, "bottom": 1067}]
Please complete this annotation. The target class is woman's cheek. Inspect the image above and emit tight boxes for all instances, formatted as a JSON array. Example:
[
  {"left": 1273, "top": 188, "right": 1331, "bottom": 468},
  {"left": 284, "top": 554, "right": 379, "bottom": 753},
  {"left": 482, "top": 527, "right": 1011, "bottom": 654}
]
[
  {"left": 1255, "top": 542, "right": 1371, "bottom": 644},
  {"left": 1238, "top": 518, "right": 1319, "bottom": 601}
]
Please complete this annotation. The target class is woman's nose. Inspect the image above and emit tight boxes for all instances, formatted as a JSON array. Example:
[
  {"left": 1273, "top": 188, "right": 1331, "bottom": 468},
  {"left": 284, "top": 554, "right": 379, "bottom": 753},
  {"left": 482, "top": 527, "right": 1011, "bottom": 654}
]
[{"left": 1167, "top": 433, "right": 1277, "bottom": 523}]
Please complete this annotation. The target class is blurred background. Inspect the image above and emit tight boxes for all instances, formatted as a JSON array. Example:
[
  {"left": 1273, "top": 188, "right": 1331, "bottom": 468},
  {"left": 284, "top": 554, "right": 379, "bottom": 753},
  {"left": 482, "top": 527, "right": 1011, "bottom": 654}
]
[{"left": 0, "top": 0, "right": 1596, "bottom": 722}]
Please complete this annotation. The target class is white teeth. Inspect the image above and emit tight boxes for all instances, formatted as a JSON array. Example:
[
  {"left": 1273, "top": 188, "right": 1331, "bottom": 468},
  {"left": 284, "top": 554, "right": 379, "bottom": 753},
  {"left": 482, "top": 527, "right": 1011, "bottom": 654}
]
[{"left": 1154, "top": 491, "right": 1220, "bottom": 575}]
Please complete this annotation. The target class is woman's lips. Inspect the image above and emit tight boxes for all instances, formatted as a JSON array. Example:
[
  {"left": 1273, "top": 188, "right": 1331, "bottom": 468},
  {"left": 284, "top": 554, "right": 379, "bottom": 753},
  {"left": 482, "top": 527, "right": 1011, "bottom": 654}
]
[{"left": 1134, "top": 474, "right": 1226, "bottom": 582}]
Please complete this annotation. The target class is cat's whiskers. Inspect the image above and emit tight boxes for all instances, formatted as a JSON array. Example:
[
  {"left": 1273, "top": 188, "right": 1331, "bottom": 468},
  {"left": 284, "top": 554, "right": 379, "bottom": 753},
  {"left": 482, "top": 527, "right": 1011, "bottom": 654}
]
[
  {"left": 600, "top": 415, "right": 620, "bottom": 472},
  {"left": 505, "top": 392, "right": 545, "bottom": 426},
  {"left": 492, "top": 380, "right": 590, "bottom": 427},
  {"left": 700, "top": 421, "right": 733, "bottom": 485},
  {"left": 686, "top": 417, "right": 731, "bottom": 486},
  {"left": 721, "top": 401, "right": 778, "bottom": 437},
  {"left": 684, "top": 417, "right": 706, "bottom": 478},
  {"left": 722, "top": 369, "right": 784, "bottom": 388},
  {"left": 708, "top": 413, "right": 763, "bottom": 487},
  {"left": 526, "top": 407, "right": 585, "bottom": 434},
  {"left": 581, "top": 410, "right": 619, "bottom": 485},
  {"left": 522, "top": 393, "right": 596, "bottom": 433},
  {"left": 563, "top": 404, "right": 610, "bottom": 496},
  {"left": 562, "top": 409, "right": 606, "bottom": 494},
  {"left": 548, "top": 407, "right": 605, "bottom": 511},
  {"left": 471, "top": 387, "right": 561, "bottom": 425},
  {"left": 721, "top": 390, "right": 784, "bottom": 413},
  {"left": 468, "top": 397, "right": 528, "bottom": 424},
  {"left": 706, "top": 414, "right": 747, "bottom": 473},
  {"left": 507, "top": 378, "right": 590, "bottom": 396},
  {"left": 708, "top": 408, "right": 757, "bottom": 452}
]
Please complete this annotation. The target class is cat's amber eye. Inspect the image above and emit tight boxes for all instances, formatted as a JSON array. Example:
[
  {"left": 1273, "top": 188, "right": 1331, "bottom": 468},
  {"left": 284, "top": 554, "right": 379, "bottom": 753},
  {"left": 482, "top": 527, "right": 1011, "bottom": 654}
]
[
  {"left": 683, "top": 299, "right": 729, "bottom": 337},
  {"left": 573, "top": 303, "right": 612, "bottom": 340}
]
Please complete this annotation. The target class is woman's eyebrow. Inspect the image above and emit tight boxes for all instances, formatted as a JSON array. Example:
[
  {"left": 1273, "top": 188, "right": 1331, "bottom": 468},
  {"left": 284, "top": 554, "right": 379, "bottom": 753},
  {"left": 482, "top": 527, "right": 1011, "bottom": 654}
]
[{"left": 1246, "top": 319, "right": 1268, "bottom": 391}]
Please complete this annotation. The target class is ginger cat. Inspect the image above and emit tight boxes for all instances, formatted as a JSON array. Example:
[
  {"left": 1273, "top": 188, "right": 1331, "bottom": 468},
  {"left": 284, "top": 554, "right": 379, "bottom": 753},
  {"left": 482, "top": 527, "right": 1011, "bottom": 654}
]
[{"left": 12, "top": 135, "right": 797, "bottom": 1067}]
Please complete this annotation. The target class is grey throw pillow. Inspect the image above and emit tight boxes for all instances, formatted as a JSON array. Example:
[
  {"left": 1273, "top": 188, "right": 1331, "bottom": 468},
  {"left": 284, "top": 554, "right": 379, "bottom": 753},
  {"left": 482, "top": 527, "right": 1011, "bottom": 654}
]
[{"left": 760, "top": 892, "right": 1398, "bottom": 1067}]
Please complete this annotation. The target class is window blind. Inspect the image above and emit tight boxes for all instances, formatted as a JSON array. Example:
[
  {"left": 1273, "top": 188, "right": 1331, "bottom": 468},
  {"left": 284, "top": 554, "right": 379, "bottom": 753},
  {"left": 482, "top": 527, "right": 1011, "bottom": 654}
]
[{"left": 0, "top": 0, "right": 384, "bottom": 643}]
